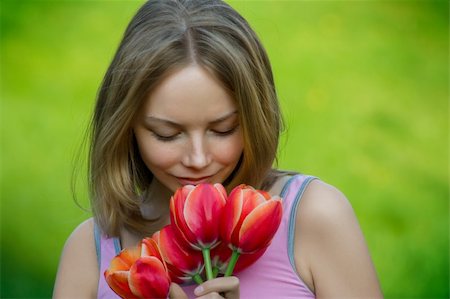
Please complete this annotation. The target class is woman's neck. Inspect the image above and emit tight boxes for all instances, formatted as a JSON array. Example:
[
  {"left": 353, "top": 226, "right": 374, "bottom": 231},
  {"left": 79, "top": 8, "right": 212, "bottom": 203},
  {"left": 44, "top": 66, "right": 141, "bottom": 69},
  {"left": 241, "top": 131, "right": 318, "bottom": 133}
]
[
  {"left": 139, "top": 179, "right": 172, "bottom": 221},
  {"left": 121, "top": 179, "right": 172, "bottom": 248}
]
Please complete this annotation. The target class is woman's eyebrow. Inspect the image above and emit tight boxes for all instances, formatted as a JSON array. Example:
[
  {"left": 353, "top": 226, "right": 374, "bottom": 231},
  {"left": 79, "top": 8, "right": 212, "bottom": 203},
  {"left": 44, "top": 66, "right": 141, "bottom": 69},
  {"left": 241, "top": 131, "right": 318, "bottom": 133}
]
[
  {"left": 209, "top": 111, "right": 238, "bottom": 125},
  {"left": 144, "top": 110, "right": 238, "bottom": 126},
  {"left": 144, "top": 116, "right": 181, "bottom": 128}
]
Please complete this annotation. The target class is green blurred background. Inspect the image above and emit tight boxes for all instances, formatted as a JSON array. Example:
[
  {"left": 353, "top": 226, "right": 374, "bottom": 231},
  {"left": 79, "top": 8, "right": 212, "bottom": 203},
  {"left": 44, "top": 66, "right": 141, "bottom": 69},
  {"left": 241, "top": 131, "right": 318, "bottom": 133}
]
[{"left": 1, "top": 0, "right": 448, "bottom": 298}]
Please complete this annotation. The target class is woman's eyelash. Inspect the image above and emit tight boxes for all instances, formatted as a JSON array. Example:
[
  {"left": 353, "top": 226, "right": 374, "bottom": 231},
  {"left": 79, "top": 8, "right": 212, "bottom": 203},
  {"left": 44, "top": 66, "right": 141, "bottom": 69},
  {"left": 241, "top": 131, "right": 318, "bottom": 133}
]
[
  {"left": 213, "top": 126, "right": 239, "bottom": 136},
  {"left": 151, "top": 132, "right": 179, "bottom": 142},
  {"left": 150, "top": 125, "right": 239, "bottom": 141}
]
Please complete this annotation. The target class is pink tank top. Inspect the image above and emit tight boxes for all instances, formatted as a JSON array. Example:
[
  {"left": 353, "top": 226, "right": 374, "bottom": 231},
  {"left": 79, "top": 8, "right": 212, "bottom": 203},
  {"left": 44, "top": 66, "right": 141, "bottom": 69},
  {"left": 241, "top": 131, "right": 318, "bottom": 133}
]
[{"left": 95, "top": 174, "right": 316, "bottom": 299}]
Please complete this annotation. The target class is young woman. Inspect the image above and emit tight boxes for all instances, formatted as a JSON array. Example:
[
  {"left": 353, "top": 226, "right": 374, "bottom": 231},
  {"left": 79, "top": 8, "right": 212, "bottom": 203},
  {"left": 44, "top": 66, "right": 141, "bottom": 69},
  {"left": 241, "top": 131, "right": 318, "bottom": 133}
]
[{"left": 53, "top": 1, "right": 383, "bottom": 298}]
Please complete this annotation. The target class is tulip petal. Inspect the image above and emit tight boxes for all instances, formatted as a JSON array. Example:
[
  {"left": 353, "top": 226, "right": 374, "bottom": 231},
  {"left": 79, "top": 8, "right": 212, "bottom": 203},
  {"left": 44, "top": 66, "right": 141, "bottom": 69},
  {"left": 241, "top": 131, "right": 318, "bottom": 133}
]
[
  {"left": 104, "top": 270, "right": 138, "bottom": 299},
  {"left": 158, "top": 225, "right": 203, "bottom": 274},
  {"left": 183, "top": 184, "right": 225, "bottom": 247},
  {"left": 166, "top": 263, "right": 187, "bottom": 283},
  {"left": 104, "top": 246, "right": 141, "bottom": 298},
  {"left": 258, "top": 189, "right": 272, "bottom": 200},
  {"left": 238, "top": 199, "right": 282, "bottom": 253},
  {"left": 241, "top": 189, "right": 267, "bottom": 217},
  {"left": 153, "top": 229, "right": 192, "bottom": 283},
  {"left": 152, "top": 230, "right": 160, "bottom": 243},
  {"left": 108, "top": 246, "right": 141, "bottom": 272},
  {"left": 226, "top": 187, "right": 266, "bottom": 246},
  {"left": 141, "top": 238, "right": 162, "bottom": 259},
  {"left": 170, "top": 190, "right": 200, "bottom": 248},
  {"left": 129, "top": 256, "right": 171, "bottom": 299},
  {"left": 221, "top": 188, "right": 244, "bottom": 244},
  {"left": 213, "top": 183, "right": 228, "bottom": 200}
]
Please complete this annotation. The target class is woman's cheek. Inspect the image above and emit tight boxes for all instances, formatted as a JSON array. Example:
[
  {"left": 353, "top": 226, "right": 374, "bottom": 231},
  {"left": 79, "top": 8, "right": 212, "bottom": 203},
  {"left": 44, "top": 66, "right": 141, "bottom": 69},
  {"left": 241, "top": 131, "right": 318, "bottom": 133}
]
[
  {"left": 140, "top": 142, "right": 181, "bottom": 170},
  {"left": 213, "top": 137, "right": 243, "bottom": 164}
]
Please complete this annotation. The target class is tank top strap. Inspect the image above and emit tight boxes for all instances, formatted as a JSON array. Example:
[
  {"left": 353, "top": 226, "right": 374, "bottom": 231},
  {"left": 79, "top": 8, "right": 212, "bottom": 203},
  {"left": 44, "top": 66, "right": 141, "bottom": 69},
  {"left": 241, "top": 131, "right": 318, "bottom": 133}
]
[
  {"left": 94, "top": 222, "right": 122, "bottom": 299},
  {"left": 280, "top": 174, "right": 318, "bottom": 280}
]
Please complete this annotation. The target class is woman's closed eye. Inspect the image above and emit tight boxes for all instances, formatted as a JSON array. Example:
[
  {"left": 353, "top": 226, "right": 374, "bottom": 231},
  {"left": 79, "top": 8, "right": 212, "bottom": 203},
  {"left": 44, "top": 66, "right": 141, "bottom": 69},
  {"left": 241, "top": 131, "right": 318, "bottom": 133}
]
[
  {"left": 150, "top": 131, "right": 180, "bottom": 142},
  {"left": 212, "top": 125, "right": 239, "bottom": 137},
  {"left": 149, "top": 125, "right": 239, "bottom": 142}
]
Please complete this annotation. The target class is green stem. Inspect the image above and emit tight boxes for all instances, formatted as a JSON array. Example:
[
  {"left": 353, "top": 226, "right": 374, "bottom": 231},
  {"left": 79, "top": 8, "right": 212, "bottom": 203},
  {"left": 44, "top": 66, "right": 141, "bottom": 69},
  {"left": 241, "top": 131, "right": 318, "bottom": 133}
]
[
  {"left": 202, "top": 247, "right": 213, "bottom": 280},
  {"left": 224, "top": 250, "right": 240, "bottom": 277},
  {"left": 212, "top": 266, "right": 219, "bottom": 278},
  {"left": 193, "top": 273, "right": 203, "bottom": 285}
]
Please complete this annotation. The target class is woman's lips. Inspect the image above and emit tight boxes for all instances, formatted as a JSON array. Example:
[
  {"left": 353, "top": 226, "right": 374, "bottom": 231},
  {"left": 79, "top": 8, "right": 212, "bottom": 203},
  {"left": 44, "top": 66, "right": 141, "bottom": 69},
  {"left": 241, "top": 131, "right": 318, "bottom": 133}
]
[{"left": 176, "top": 176, "right": 212, "bottom": 185}]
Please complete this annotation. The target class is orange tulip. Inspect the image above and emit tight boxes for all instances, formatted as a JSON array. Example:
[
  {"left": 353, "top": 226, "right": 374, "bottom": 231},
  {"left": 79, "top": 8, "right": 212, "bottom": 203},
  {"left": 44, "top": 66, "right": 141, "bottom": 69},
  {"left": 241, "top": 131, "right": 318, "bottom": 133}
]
[
  {"left": 104, "top": 246, "right": 141, "bottom": 299},
  {"left": 220, "top": 184, "right": 282, "bottom": 276},
  {"left": 170, "top": 183, "right": 227, "bottom": 279},
  {"left": 105, "top": 238, "right": 171, "bottom": 299},
  {"left": 153, "top": 225, "right": 204, "bottom": 284}
]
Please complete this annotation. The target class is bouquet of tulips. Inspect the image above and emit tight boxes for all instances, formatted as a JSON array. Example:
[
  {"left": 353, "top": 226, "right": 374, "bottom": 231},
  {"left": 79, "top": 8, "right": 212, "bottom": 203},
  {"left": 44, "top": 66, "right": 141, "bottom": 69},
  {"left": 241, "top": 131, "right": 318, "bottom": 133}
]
[{"left": 105, "top": 183, "right": 283, "bottom": 298}]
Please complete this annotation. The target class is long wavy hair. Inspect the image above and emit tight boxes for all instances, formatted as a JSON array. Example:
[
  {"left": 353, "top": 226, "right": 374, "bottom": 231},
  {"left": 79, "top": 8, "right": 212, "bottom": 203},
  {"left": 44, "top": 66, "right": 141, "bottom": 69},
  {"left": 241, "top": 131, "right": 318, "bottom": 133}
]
[{"left": 88, "top": 0, "right": 283, "bottom": 236}]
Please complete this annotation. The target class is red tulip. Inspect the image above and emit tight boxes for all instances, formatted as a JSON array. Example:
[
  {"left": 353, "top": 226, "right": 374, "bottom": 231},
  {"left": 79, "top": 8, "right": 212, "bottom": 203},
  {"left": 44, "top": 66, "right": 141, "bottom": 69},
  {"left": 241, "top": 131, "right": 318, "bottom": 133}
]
[
  {"left": 170, "top": 183, "right": 227, "bottom": 279},
  {"left": 105, "top": 238, "right": 171, "bottom": 299},
  {"left": 170, "top": 183, "right": 227, "bottom": 249},
  {"left": 220, "top": 184, "right": 282, "bottom": 276},
  {"left": 153, "top": 225, "right": 204, "bottom": 284}
]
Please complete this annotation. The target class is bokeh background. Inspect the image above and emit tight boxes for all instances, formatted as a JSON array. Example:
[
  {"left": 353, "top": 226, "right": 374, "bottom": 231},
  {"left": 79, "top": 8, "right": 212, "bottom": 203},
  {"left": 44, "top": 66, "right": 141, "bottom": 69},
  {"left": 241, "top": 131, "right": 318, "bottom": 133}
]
[{"left": 1, "top": 0, "right": 448, "bottom": 298}]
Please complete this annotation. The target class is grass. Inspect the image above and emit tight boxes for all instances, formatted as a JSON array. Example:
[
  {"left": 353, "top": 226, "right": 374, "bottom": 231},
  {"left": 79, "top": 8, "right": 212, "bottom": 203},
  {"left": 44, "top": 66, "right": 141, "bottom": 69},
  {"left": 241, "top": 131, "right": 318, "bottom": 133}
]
[{"left": 1, "top": 0, "right": 448, "bottom": 298}]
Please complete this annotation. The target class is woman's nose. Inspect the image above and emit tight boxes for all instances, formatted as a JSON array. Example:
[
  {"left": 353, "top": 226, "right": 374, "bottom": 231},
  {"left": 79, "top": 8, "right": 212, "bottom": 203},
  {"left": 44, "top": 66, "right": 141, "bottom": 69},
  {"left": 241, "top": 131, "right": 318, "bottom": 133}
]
[{"left": 182, "top": 134, "right": 211, "bottom": 169}]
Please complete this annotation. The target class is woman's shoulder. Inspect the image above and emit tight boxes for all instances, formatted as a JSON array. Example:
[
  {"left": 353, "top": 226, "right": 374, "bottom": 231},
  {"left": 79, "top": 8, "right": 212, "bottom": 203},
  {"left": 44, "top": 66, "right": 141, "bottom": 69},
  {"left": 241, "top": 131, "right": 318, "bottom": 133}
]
[
  {"left": 53, "top": 217, "right": 98, "bottom": 298},
  {"left": 294, "top": 179, "right": 383, "bottom": 296},
  {"left": 62, "top": 218, "right": 97, "bottom": 252},
  {"left": 300, "top": 179, "right": 353, "bottom": 221},
  {"left": 295, "top": 178, "right": 361, "bottom": 239},
  {"left": 69, "top": 217, "right": 95, "bottom": 238}
]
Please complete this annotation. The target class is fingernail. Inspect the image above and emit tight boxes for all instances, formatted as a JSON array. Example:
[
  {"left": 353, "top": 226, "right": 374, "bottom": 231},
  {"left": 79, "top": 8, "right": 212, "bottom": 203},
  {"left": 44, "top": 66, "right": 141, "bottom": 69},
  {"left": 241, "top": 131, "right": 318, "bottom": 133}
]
[{"left": 194, "top": 286, "right": 203, "bottom": 295}]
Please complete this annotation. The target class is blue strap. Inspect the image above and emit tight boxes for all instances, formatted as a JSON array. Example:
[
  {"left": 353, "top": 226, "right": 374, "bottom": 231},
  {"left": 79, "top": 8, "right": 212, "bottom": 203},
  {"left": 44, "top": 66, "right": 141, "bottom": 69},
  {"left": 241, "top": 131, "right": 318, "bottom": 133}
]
[
  {"left": 113, "top": 236, "right": 122, "bottom": 254},
  {"left": 94, "top": 222, "right": 102, "bottom": 271},
  {"left": 280, "top": 174, "right": 299, "bottom": 199},
  {"left": 94, "top": 221, "right": 122, "bottom": 271},
  {"left": 287, "top": 175, "right": 318, "bottom": 274}
]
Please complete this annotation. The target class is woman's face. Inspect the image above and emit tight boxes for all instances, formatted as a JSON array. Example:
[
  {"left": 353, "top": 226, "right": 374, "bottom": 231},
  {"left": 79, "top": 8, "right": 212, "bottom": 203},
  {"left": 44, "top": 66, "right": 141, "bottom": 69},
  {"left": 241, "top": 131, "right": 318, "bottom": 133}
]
[{"left": 134, "top": 65, "right": 244, "bottom": 192}]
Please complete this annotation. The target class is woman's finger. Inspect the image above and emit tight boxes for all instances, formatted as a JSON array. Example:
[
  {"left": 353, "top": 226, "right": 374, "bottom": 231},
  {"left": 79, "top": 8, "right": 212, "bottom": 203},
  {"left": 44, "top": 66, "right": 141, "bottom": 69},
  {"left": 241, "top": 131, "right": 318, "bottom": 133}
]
[
  {"left": 194, "top": 276, "right": 239, "bottom": 299},
  {"left": 195, "top": 292, "right": 224, "bottom": 299},
  {"left": 169, "top": 283, "right": 189, "bottom": 299}
]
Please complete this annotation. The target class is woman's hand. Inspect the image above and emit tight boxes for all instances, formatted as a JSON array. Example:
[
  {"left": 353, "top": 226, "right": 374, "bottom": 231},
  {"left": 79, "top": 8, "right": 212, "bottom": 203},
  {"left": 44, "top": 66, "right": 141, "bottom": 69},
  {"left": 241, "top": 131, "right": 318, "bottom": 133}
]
[
  {"left": 194, "top": 276, "right": 240, "bottom": 299},
  {"left": 169, "top": 283, "right": 189, "bottom": 299},
  {"left": 169, "top": 276, "right": 240, "bottom": 299}
]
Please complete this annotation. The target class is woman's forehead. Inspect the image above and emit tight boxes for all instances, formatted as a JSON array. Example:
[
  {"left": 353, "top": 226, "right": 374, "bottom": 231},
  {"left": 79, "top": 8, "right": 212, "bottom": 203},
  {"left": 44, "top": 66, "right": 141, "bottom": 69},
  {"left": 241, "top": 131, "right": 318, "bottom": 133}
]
[{"left": 140, "top": 65, "right": 238, "bottom": 123}]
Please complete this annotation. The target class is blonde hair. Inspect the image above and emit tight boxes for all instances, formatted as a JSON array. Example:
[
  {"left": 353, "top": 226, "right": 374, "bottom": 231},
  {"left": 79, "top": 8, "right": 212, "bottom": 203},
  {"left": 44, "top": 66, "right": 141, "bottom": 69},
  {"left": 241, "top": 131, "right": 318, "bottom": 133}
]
[{"left": 89, "top": 0, "right": 282, "bottom": 236}]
